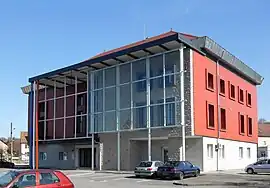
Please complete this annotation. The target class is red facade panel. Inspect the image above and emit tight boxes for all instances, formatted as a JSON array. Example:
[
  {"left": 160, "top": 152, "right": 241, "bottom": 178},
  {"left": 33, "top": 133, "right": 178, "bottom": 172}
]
[
  {"left": 46, "top": 120, "right": 54, "bottom": 139},
  {"left": 193, "top": 51, "right": 258, "bottom": 143},
  {"left": 55, "top": 98, "right": 64, "bottom": 118},
  {"left": 65, "top": 117, "right": 75, "bottom": 138},
  {"left": 55, "top": 119, "right": 64, "bottom": 139},
  {"left": 66, "top": 96, "right": 75, "bottom": 116}
]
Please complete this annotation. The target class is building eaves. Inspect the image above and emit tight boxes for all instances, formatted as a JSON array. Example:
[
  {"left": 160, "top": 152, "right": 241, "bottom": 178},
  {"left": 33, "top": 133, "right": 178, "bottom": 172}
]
[{"left": 190, "top": 36, "right": 263, "bottom": 85}]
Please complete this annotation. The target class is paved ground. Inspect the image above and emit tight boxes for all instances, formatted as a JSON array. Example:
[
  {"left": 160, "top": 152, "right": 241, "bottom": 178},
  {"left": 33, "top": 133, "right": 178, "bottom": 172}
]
[
  {"left": 65, "top": 171, "right": 270, "bottom": 188},
  {"left": 1, "top": 168, "right": 270, "bottom": 187}
]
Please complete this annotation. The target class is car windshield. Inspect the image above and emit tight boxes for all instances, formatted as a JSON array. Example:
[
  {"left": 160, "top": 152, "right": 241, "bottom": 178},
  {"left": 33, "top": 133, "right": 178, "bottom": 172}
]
[
  {"left": 138, "top": 162, "right": 152, "bottom": 167},
  {"left": 0, "top": 171, "right": 19, "bottom": 187},
  {"left": 164, "top": 161, "right": 180, "bottom": 167}
]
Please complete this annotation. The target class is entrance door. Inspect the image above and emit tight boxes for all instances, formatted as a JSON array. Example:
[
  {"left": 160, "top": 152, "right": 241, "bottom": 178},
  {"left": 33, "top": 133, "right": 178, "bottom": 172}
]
[
  {"left": 162, "top": 147, "right": 168, "bottom": 162},
  {"left": 79, "top": 148, "right": 96, "bottom": 168}
]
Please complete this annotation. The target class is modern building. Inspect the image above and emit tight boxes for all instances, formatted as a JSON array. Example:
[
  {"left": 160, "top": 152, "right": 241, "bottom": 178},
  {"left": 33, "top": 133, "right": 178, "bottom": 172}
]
[
  {"left": 258, "top": 123, "right": 270, "bottom": 159},
  {"left": 20, "top": 131, "right": 29, "bottom": 162},
  {"left": 21, "top": 31, "right": 263, "bottom": 172}
]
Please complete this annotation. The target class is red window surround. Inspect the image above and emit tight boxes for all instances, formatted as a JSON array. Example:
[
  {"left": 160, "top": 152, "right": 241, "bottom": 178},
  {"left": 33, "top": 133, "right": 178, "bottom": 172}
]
[
  {"left": 219, "top": 78, "right": 226, "bottom": 96},
  {"left": 228, "top": 81, "right": 236, "bottom": 100},
  {"left": 239, "top": 113, "right": 245, "bottom": 135},
  {"left": 247, "top": 116, "right": 253, "bottom": 136},
  {"left": 206, "top": 69, "right": 215, "bottom": 92},
  {"left": 238, "top": 87, "right": 244, "bottom": 104},
  {"left": 246, "top": 91, "right": 252, "bottom": 107},
  {"left": 206, "top": 101, "right": 215, "bottom": 129},
  {"left": 220, "top": 108, "right": 226, "bottom": 131}
]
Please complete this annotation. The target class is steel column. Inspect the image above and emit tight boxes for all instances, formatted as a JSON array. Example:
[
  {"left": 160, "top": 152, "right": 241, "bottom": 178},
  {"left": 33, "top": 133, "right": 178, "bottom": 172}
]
[
  {"left": 29, "top": 83, "right": 34, "bottom": 169},
  {"left": 35, "top": 81, "right": 39, "bottom": 169}
]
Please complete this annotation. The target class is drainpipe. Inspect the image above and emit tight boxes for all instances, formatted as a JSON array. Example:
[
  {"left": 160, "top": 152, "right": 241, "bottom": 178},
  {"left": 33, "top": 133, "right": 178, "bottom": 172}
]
[{"left": 216, "top": 52, "right": 224, "bottom": 171}]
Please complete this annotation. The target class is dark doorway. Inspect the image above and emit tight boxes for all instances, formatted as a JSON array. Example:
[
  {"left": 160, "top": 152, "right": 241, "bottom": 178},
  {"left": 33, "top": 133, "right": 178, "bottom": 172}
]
[{"left": 79, "top": 148, "right": 96, "bottom": 168}]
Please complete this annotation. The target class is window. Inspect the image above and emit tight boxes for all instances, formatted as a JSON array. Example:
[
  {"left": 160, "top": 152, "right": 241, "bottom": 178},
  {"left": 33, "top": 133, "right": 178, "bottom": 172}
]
[
  {"left": 136, "top": 73, "right": 146, "bottom": 92},
  {"left": 239, "top": 147, "right": 243, "bottom": 159},
  {"left": 219, "top": 79, "right": 225, "bottom": 95},
  {"left": 247, "top": 148, "right": 251, "bottom": 158},
  {"left": 219, "top": 145, "right": 225, "bottom": 159},
  {"left": 39, "top": 152, "right": 47, "bottom": 160},
  {"left": 13, "top": 173, "right": 36, "bottom": 187},
  {"left": 206, "top": 70, "right": 214, "bottom": 91},
  {"left": 229, "top": 83, "right": 235, "bottom": 99},
  {"left": 59, "top": 152, "right": 68, "bottom": 161},
  {"left": 248, "top": 117, "right": 253, "bottom": 136},
  {"left": 166, "top": 98, "right": 175, "bottom": 126},
  {"left": 207, "top": 103, "right": 215, "bottom": 129},
  {"left": 220, "top": 108, "right": 226, "bottom": 130},
  {"left": 238, "top": 87, "right": 244, "bottom": 103},
  {"left": 207, "top": 144, "right": 213, "bottom": 158},
  {"left": 40, "top": 172, "right": 60, "bottom": 185},
  {"left": 247, "top": 92, "right": 252, "bottom": 107},
  {"left": 239, "top": 113, "right": 245, "bottom": 134},
  {"left": 25, "top": 144, "right": 28, "bottom": 149}
]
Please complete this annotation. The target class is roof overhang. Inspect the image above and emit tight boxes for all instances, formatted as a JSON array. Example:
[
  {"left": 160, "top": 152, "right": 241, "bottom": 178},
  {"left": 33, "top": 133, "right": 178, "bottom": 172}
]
[{"left": 23, "top": 31, "right": 263, "bottom": 95}]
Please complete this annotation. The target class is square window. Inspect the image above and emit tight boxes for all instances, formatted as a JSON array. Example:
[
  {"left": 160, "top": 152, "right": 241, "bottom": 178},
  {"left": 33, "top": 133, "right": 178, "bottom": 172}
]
[
  {"left": 248, "top": 117, "right": 253, "bottom": 136},
  {"left": 239, "top": 147, "right": 243, "bottom": 159},
  {"left": 219, "top": 145, "right": 225, "bottom": 159},
  {"left": 207, "top": 144, "right": 213, "bottom": 158},
  {"left": 220, "top": 108, "right": 226, "bottom": 130},
  {"left": 207, "top": 103, "right": 215, "bottom": 129},
  {"left": 220, "top": 79, "right": 225, "bottom": 95},
  {"left": 206, "top": 70, "right": 214, "bottom": 91},
  {"left": 247, "top": 148, "right": 251, "bottom": 158},
  {"left": 229, "top": 83, "right": 235, "bottom": 99},
  {"left": 238, "top": 87, "right": 244, "bottom": 103},
  {"left": 247, "top": 92, "right": 252, "bottom": 106},
  {"left": 239, "top": 113, "right": 245, "bottom": 134}
]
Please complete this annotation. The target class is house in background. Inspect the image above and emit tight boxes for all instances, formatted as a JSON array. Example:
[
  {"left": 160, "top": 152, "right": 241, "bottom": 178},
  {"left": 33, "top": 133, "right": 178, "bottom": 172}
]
[
  {"left": 0, "top": 139, "right": 8, "bottom": 160},
  {"left": 258, "top": 123, "right": 270, "bottom": 159},
  {"left": 20, "top": 132, "right": 29, "bottom": 162}
]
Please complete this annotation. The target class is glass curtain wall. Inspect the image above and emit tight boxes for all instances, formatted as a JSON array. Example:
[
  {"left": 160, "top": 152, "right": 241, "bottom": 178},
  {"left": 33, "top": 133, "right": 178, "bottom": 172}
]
[
  {"left": 89, "top": 49, "right": 182, "bottom": 133},
  {"left": 37, "top": 73, "right": 89, "bottom": 140}
]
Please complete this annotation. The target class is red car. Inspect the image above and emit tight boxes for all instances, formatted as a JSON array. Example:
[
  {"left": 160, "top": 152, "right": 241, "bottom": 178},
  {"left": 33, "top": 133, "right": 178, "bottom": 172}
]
[{"left": 0, "top": 169, "right": 74, "bottom": 188}]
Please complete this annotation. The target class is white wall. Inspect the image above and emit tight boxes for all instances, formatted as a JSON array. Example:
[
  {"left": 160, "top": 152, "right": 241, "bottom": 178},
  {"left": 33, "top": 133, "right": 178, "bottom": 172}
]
[
  {"left": 21, "top": 143, "right": 29, "bottom": 161},
  {"left": 258, "top": 137, "right": 270, "bottom": 147},
  {"left": 203, "top": 137, "right": 257, "bottom": 172}
]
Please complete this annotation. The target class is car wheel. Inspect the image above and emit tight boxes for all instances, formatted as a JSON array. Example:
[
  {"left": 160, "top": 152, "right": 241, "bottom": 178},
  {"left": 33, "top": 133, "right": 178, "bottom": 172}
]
[
  {"left": 151, "top": 172, "right": 157, "bottom": 179},
  {"left": 247, "top": 168, "right": 254, "bottom": 174},
  {"left": 179, "top": 172, "right": 184, "bottom": 180},
  {"left": 194, "top": 170, "right": 200, "bottom": 177}
]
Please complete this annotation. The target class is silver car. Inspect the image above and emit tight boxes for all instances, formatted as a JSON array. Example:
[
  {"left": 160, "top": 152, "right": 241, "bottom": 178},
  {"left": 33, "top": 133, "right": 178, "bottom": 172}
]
[
  {"left": 134, "top": 161, "right": 164, "bottom": 178},
  {"left": 245, "top": 159, "right": 270, "bottom": 174}
]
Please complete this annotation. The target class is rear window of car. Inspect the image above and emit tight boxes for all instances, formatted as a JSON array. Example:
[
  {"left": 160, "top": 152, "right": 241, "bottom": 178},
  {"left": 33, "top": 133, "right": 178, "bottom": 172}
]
[
  {"left": 138, "top": 162, "right": 152, "bottom": 167},
  {"left": 164, "top": 161, "right": 180, "bottom": 167}
]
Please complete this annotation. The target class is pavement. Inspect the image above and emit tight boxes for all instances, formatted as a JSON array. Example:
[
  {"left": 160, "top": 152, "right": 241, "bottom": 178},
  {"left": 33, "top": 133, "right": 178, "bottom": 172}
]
[{"left": 65, "top": 170, "right": 270, "bottom": 188}]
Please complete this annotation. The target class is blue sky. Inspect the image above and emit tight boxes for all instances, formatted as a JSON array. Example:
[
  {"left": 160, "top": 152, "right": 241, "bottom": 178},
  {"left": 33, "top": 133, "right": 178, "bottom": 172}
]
[{"left": 0, "top": 0, "right": 269, "bottom": 137}]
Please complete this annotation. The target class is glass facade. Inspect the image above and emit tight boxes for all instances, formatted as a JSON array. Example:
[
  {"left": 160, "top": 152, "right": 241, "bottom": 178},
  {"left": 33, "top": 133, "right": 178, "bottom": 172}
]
[
  {"left": 37, "top": 49, "right": 183, "bottom": 139},
  {"left": 89, "top": 50, "right": 182, "bottom": 133}
]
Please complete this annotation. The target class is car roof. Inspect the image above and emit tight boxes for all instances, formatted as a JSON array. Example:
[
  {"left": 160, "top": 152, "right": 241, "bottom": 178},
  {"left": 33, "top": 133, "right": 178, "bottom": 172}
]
[{"left": 14, "top": 169, "right": 58, "bottom": 174}]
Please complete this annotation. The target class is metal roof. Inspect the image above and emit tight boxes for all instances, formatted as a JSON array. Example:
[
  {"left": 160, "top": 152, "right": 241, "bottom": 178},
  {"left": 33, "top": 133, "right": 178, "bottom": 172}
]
[{"left": 25, "top": 30, "right": 263, "bottom": 91}]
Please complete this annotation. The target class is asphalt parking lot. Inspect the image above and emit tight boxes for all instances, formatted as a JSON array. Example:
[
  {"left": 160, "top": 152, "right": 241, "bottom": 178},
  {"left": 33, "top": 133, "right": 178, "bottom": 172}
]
[{"left": 65, "top": 171, "right": 270, "bottom": 188}]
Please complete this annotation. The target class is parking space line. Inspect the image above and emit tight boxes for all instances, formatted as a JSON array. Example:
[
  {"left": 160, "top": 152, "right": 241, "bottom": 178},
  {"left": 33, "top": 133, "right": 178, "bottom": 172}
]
[
  {"left": 136, "top": 179, "right": 152, "bottom": 183},
  {"left": 90, "top": 174, "right": 122, "bottom": 179},
  {"left": 68, "top": 172, "right": 95, "bottom": 177}
]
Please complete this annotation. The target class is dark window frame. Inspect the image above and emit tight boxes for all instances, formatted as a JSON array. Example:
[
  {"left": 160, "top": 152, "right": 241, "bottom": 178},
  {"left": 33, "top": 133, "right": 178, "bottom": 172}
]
[
  {"left": 206, "top": 69, "right": 215, "bottom": 92},
  {"left": 239, "top": 113, "right": 245, "bottom": 135},
  {"left": 246, "top": 91, "right": 252, "bottom": 107},
  {"left": 219, "top": 79, "right": 225, "bottom": 96},
  {"left": 247, "top": 116, "right": 253, "bottom": 136},
  {"left": 207, "top": 102, "right": 215, "bottom": 129},
  {"left": 220, "top": 108, "right": 226, "bottom": 131},
  {"left": 238, "top": 87, "right": 244, "bottom": 104},
  {"left": 229, "top": 82, "right": 236, "bottom": 100}
]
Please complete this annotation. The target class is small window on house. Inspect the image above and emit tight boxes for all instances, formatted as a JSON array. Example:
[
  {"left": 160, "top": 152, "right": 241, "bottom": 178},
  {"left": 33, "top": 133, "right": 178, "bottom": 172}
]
[
  {"left": 207, "top": 103, "right": 215, "bottom": 128},
  {"left": 207, "top": 144, "right": 213, "bottom": 158},
  {"left": 247, "top": 148, "right": 251, "bottom": 158},
  {"left": 220, "top": 108, "right": 226, "bottom": 130},
  {"left": 238, "top": 88, "right": 244, "bottom": 103},
  {"left": 219, "top": 145, "right": 225, "bottom": 159},
  {"left": 39, "top": 152, "right": 47, "bottom": 161},
  {"left": 59, "top": 152, "right": 68, "bottom": 161},
  {"left": 248, "top": 117, "right": 253, "bottom": 136},
  {"left": 220, "top": 79, "right": 225, "bottom": 95},
  {"left": 239, "top": 114, "right": 245, "bottom": 134},
  {"left": 230, "top": 83, "right": 235, "bottom": 99},
  {"left": 247, "top": 92, "right": 252, "bottom": 106},
  {"left": 206, "top": 71, "right": 214, "bottom": 90},
  {"left": 239, "top": 147, "right": 243, "bottom": 159}
]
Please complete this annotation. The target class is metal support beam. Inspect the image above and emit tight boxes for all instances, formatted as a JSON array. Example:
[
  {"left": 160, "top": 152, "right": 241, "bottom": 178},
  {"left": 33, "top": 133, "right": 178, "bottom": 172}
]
[
  {"left": 159, "top": 44, "right": 170, "bottom": 51},
  {"left": 113, "top": 57, "right": 124, "bottom": 63},
  {"left": 146, "top": 57, "right": 151, "bottom": 161},
  {"left": 29, "top": 83, "right": 34, "bottom": 169},
  {"left": 143, "top": 49, "right": 154, "bottom": 55},
  {"left": 35, "top": 81, "right": 39, "bottom": 169},
  {"left": 127, "top": 53, "right": 138, "bottom": 59},
  {"left": 180, "top": 46, "right": 186, "bottom": 161},
  {"left": 32, "top": 82, "right": 36, "bottom": 169},
  {"left": 90, "top": 71, "right": 95, "bottom": 170},
  {"left": 116, "top": 65, "right": 120, "bottom": 170},
  {"left": 100, "top": 61, "right": 110, "bottom": 66}
]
